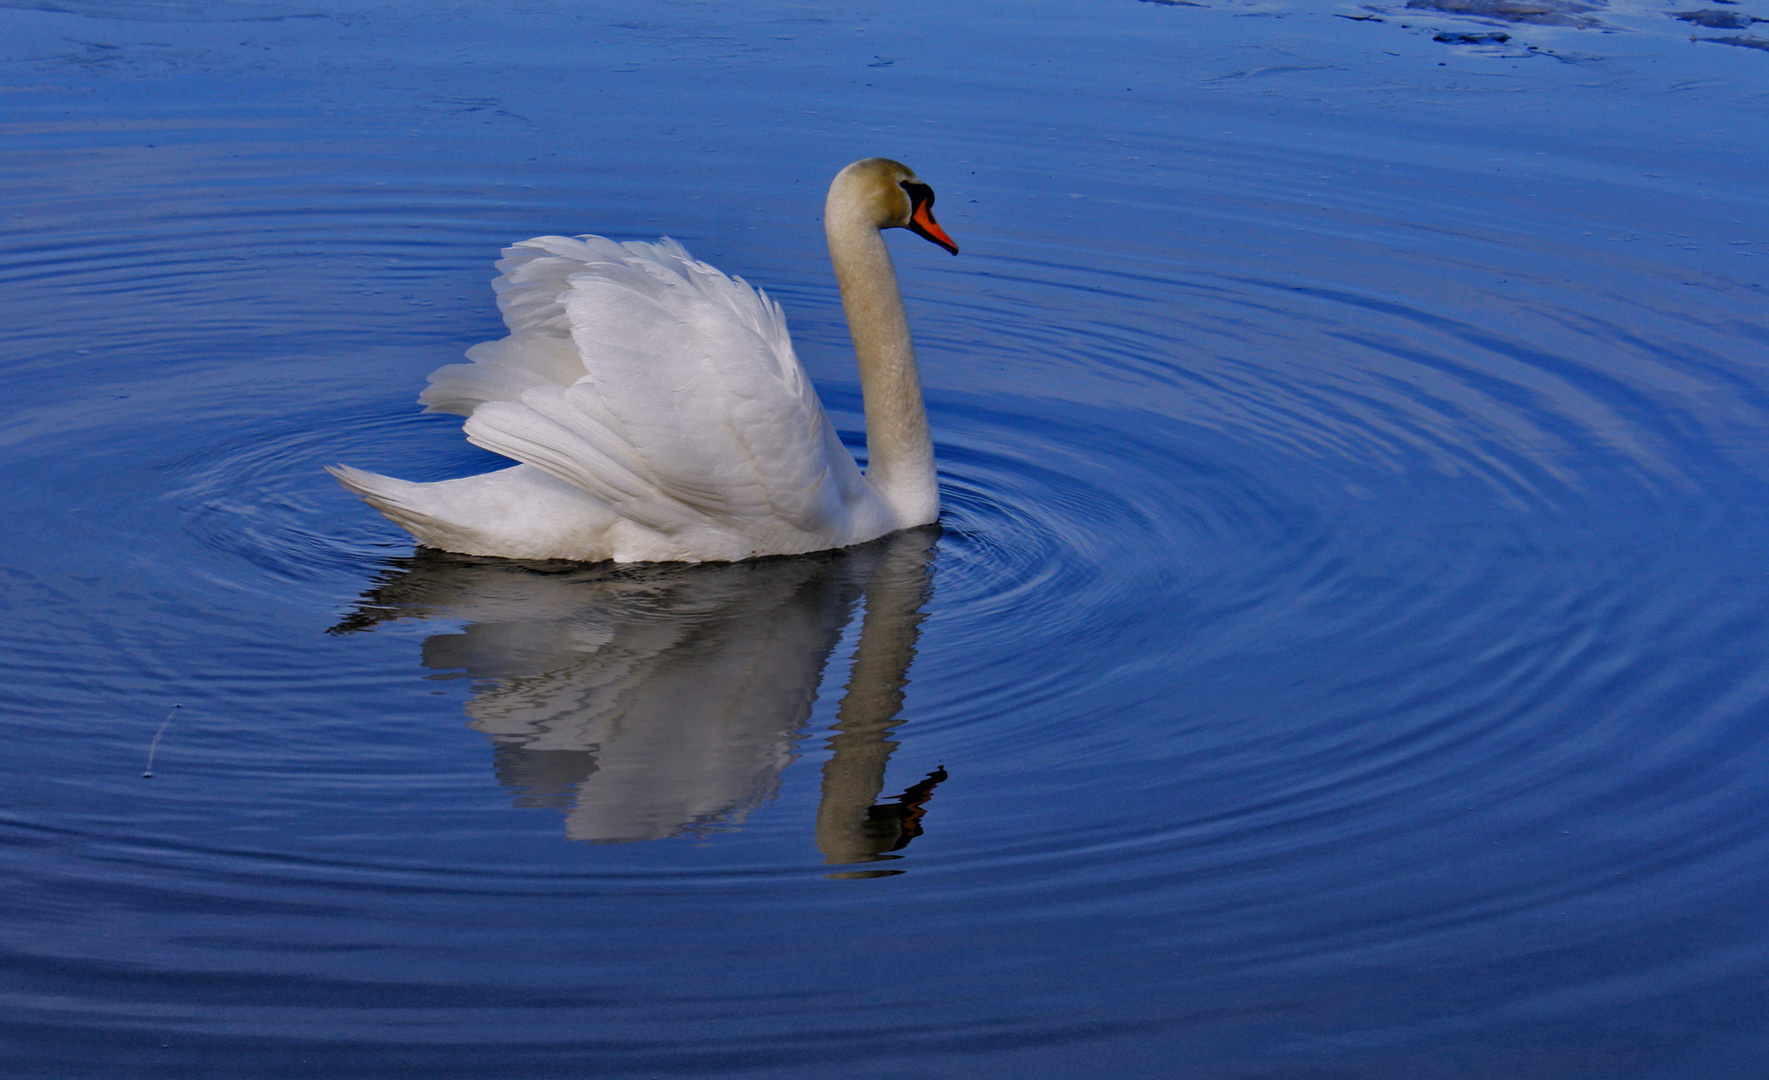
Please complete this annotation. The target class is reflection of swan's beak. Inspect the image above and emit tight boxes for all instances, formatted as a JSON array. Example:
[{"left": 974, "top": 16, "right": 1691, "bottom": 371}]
[
  {"left": 861, "top": 766, "right": 948, "bottom": 852},
  {"left": 822, "top": 767, "right": 949, "bottom": 880}
]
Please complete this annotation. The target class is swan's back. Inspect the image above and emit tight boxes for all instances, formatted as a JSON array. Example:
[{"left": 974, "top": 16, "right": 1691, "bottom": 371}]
[{"left": 332, "top": 237, "right": 897, "bottom": 562}]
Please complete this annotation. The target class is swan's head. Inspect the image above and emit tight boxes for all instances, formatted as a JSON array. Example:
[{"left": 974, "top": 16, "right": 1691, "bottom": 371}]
[{"left": 828, "top": 158, "right": 959, "bottom": 255}]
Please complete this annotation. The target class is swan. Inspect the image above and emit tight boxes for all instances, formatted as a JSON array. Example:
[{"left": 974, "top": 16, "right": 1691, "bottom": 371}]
[{"left": 329, "top": 157, "right": 958, "bottom": 563}]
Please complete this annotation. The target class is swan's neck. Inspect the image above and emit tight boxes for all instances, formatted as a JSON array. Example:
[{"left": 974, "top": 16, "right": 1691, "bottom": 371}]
[{"left": 825, "top": 212, "right": 939, "bottom": 527}]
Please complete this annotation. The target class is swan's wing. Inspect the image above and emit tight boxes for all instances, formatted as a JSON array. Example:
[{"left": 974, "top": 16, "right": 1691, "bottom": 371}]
[
  {"left": 421, "top": 235, "right": 625, "bottom": 416},
  {"left": 422, "top": 236, "right": 869, "bottom": 539}
]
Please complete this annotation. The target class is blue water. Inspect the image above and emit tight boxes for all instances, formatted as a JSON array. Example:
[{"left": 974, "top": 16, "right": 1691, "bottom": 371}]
[{"left": 4, "top": 0, "right": 1769, "bottom": 1076}]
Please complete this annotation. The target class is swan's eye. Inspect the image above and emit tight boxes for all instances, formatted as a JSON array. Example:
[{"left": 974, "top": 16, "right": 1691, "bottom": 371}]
[{"left": 900, "top": 180, "right": 934, "bottom": 212}]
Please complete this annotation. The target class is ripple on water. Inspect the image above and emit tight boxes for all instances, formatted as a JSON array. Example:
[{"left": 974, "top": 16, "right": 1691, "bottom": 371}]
[{"left": 4, "top": 38, "right": 1769, "bottom": 1072}]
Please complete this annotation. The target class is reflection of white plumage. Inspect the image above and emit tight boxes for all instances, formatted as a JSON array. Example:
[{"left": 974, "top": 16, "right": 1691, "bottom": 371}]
[
  {"left": 332, "top": 527, "right": 940, "bottom": 849},
  {"left": 330, "top": 158, "right": 958, "bottom": 563},
  {"left": 423, "top": 559, "right": 858, "bottom": 843}
]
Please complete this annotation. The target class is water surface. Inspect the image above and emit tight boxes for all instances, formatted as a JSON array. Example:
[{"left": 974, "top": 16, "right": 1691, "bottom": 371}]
[{"left": 4, "top": 0, "right": 1769, "bottom": 1076}]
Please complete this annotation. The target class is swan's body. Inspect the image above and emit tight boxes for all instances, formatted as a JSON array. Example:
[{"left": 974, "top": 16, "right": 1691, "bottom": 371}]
[{"left": 330, "top": 158, "right": 957, "bottom": 563}]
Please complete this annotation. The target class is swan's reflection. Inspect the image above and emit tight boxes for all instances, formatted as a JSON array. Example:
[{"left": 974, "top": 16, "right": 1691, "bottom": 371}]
[{"left": 334, "top": 528, "right": 943, "bottom": 865}]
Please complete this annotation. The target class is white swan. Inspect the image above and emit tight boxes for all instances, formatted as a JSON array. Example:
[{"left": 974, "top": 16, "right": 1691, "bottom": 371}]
[{"left": 329, "top": 158, "right": 958, "bottom": 563}]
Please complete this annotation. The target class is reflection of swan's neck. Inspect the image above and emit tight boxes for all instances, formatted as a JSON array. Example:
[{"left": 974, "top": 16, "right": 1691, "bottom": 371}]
[
  {"left": 815, "top": 529, "right": 937, "bottom": 866},
  {"left": 826, "top": 205, "right": 938, "bottom": 528}
]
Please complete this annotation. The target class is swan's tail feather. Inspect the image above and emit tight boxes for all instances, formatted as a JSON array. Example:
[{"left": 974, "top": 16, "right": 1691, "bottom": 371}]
[{"left": 327, "top": 464, "right": 464, "bottom": 551}]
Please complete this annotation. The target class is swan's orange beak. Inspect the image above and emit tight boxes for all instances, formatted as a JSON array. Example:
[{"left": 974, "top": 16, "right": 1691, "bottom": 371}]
[{"left": 909, "top": 201, "right": 959, "bottom": 255}]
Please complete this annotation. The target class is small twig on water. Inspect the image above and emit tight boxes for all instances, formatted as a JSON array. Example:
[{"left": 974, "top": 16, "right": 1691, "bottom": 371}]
[{"left": 143, "top": 704, "right": 181, "bottom": 778}]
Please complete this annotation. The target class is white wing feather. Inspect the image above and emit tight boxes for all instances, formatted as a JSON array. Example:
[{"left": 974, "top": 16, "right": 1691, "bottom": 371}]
[{"left": 339, "top": 235, "right": 892, "bottom": 562}]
